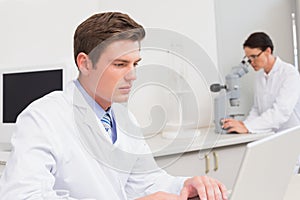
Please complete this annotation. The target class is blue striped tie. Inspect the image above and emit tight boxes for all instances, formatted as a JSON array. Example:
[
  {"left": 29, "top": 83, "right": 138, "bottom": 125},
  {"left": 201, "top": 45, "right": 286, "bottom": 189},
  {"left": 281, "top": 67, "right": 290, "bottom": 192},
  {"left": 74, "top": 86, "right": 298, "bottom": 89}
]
[{"left": 101, "top": 112, "right": 113, "bottom": 142}]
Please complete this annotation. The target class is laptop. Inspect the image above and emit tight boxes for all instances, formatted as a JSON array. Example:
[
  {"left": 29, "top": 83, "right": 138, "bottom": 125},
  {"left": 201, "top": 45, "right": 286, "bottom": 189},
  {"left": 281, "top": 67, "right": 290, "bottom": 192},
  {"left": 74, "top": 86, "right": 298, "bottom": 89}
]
[
  {"left": 188, "top": 126, "right": 300, "bottom": 200},
  {"left": 229, "top": 126, "right": 300, "bottom": 200}
]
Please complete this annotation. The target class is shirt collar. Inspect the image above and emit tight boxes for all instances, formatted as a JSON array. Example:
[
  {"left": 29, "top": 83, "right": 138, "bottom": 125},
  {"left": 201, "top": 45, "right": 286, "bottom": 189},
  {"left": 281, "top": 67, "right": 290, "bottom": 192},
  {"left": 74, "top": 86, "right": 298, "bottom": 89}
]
[
  {"left": 264, "top": 56, "right": 280, "bottom": 77},
  {"left": 74, "top": 79, "right": 110, "bottom": 119}
]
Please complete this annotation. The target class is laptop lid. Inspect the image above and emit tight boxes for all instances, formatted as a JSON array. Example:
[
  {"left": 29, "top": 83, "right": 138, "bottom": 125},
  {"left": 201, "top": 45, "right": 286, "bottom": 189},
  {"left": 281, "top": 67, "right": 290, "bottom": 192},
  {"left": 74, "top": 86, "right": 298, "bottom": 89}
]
[{"left": 229, "top": 126, "right": 300, "bottom": 200}]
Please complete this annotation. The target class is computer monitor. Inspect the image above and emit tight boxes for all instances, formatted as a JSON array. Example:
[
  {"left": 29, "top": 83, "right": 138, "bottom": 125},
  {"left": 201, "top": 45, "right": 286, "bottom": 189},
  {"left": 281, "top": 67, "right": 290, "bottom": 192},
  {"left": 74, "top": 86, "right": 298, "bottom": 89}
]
[{"left": 0, "top": 66, "right": 65, "bottom": 145}]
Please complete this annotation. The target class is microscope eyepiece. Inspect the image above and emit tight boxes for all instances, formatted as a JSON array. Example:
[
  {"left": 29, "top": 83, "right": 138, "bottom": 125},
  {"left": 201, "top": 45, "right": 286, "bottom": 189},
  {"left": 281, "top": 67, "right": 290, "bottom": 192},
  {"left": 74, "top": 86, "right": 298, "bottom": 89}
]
[{"left": 210, "top": 83, "right": 226, "bottom": 92}]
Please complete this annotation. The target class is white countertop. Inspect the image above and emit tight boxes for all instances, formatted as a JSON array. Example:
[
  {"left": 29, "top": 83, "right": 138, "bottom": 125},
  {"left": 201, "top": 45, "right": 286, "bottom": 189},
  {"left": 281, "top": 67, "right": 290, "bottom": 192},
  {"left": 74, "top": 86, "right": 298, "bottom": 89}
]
[
  {"left": 146, "top": 127, "right": 273, "bottom": 157},
  {"left": 0, "top": 128, "right": 273, "bottom": 160}
]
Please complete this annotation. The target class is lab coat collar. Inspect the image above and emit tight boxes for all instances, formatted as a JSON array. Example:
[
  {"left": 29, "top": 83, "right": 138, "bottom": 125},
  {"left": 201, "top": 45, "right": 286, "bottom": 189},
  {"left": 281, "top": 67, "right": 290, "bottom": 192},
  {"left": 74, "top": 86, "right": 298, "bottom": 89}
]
[
  {"left": 65, "top": 81, "right": 138, "bottom": 173},
  {"left": 264, "top": 56, "right": 281, "bottom": 77}
]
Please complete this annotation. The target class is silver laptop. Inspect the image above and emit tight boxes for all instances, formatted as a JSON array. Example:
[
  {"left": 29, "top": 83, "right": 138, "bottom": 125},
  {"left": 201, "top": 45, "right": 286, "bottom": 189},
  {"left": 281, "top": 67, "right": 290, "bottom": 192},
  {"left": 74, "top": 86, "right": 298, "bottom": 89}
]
[
  {"left": 229, "top": 126, "right": 300, "bottom": 200},
  {"left": 188, "top": 126, "right": 300, "bottom": 200}
]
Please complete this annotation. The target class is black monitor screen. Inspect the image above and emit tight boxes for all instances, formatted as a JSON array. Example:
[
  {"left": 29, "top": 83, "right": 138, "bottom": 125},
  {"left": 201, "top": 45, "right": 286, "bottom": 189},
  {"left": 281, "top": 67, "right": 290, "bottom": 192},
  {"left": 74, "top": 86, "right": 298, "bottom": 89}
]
[{"left": 3, "top": 69, "right": 63, "bottom": 123}]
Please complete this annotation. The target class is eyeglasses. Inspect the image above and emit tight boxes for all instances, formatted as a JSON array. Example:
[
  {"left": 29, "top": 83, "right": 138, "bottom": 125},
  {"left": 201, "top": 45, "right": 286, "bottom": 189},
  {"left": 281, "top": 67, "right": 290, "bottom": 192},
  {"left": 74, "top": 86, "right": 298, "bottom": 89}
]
[{"left": 244, "top": 50, "right": 264, "bottom": 63}]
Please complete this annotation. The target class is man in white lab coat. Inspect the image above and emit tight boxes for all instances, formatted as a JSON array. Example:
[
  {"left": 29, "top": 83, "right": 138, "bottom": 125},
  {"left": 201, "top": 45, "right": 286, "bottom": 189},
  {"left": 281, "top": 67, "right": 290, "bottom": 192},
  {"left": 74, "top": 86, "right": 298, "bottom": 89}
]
[
  {"left": 223, "top": 32, "right": 300, "bottom": 134},
  {"left": 0, "top": 12, "right": 227, "bottom": 199}
]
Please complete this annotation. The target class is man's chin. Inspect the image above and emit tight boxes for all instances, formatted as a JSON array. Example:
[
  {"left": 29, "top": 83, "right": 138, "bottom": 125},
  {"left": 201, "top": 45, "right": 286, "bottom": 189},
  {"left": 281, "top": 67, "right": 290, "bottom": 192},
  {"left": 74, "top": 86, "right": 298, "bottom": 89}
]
[
  {"left": 113, "top": 95, "right": 130, "bottom": 103},
  {"left": 252, "top": 66, "right": 261, "bottom": 71}
]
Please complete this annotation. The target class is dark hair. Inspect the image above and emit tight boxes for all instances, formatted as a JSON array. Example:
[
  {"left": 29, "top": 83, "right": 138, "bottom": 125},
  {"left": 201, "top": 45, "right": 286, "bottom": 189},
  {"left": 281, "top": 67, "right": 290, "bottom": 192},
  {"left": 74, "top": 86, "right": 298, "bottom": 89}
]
[
  {"left": 243, "top": 32, "right": 274, "bottom": 53},
  {"left": 73, "top": 12, "right": 145, "bottom": 66}
]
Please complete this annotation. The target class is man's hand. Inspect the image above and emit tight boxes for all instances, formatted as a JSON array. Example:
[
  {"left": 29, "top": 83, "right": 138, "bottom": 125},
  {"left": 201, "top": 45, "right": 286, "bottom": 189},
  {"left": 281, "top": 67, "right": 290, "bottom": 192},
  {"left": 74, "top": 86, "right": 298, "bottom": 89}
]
[
  {"left": 136, "top": 191, "right": 181, "bottom": 200},
  {"left": 222, "top": 118, "right": 248, "bottom": 133},
  {"left": 180, "top": 176, "right": 228, "bottom": 200}
]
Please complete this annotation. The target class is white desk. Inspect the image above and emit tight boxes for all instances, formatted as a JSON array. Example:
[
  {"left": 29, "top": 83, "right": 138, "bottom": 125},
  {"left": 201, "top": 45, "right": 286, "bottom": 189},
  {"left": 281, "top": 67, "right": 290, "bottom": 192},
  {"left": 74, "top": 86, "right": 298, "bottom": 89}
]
[{"left": 146, "top": 127, "right": 273, "bottom": 157}]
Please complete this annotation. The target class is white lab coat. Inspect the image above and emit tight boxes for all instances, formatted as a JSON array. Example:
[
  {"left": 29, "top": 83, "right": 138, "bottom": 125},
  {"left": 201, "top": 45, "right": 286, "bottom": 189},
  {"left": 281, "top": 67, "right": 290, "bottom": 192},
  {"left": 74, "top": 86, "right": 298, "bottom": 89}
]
[
  {"left": 244, "top": 57, "right": 300, "bottom": 133},
  {"left": 0, "top": 81, "right": 186, "bottom": 200}
]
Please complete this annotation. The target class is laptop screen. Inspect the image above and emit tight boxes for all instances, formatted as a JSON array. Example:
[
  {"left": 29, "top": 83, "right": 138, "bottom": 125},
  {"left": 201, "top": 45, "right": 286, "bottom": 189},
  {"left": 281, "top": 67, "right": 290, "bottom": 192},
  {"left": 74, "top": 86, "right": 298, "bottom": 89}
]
[{"left": 229, "top": 126, "right": 300, "bottom": 200}]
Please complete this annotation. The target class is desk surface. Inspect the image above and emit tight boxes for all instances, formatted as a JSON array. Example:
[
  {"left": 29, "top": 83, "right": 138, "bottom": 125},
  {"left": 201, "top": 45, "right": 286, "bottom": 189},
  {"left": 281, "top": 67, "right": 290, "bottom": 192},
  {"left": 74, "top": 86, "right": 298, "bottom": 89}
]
[
  {"left": 0, "top": 128, "right": 272, "bottom": 158},
  {"left": 146, "top": 127, "right": 273, "bottom": 157}
]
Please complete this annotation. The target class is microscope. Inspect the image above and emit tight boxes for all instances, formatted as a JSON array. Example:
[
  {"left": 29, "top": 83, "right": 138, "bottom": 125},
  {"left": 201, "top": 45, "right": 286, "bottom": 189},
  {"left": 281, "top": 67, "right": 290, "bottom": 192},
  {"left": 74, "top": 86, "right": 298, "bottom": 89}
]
[{"left": 210, "top": 60, "right": 250, "bottom": 134}]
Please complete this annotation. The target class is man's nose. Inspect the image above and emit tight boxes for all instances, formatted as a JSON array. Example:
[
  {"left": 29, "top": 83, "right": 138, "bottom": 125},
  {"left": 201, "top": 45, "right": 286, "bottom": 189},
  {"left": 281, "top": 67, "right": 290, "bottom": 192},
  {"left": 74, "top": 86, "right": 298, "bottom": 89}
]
[{"left": 124, "top": 66, "right": 137, "bottom": 81}]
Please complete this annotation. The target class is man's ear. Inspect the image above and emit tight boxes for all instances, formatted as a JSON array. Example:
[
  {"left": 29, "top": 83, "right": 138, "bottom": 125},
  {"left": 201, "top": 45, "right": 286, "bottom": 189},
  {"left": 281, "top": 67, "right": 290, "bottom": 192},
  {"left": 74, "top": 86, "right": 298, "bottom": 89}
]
[
  {"left": 76, "top": 52, "right": 92, "bottom": 75},
  {"left": 265, "top": 47, "right": 272, "bottom": 55}
]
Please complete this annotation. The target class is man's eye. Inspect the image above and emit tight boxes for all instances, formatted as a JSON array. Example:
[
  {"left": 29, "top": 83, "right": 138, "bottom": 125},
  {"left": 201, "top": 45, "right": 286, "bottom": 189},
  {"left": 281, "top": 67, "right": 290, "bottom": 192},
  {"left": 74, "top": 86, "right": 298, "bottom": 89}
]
[
  {"left": 134, "top": 62, "right": 139, "bottom": 67},
  {"left": 114, "top": 63, "right": 125, "bottom": 67}
]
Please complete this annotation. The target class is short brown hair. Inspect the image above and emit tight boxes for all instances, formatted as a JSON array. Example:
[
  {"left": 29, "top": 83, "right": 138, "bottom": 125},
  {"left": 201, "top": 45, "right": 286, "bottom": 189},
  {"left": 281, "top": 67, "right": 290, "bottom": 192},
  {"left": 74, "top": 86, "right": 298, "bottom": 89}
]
[
  {"left": 73, "top": 12, "right": 145, "bottom": 66},
  {"left": 243, "top": 32, "right": 274, "bottom": 53}
]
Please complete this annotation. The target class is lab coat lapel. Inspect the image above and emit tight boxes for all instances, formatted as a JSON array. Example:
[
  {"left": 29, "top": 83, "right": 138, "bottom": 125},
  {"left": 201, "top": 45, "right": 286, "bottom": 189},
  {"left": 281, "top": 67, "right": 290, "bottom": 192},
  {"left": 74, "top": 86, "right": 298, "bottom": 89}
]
[{"left": 70, "top": 83, "right": 138, "bottom": 173}]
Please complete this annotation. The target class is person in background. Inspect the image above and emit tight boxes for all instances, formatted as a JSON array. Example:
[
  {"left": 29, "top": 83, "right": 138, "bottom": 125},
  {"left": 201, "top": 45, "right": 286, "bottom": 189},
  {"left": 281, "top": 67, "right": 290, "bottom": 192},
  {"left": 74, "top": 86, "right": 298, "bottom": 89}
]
[
  {"left": 222, "top": 32, "right": 300, "bottom": 173},
  {"left": 223, "top": 32, "right": 300, "bottom": 134},
  {"left": 0, "top": 12, "right": 227, "bottom": 200}
]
